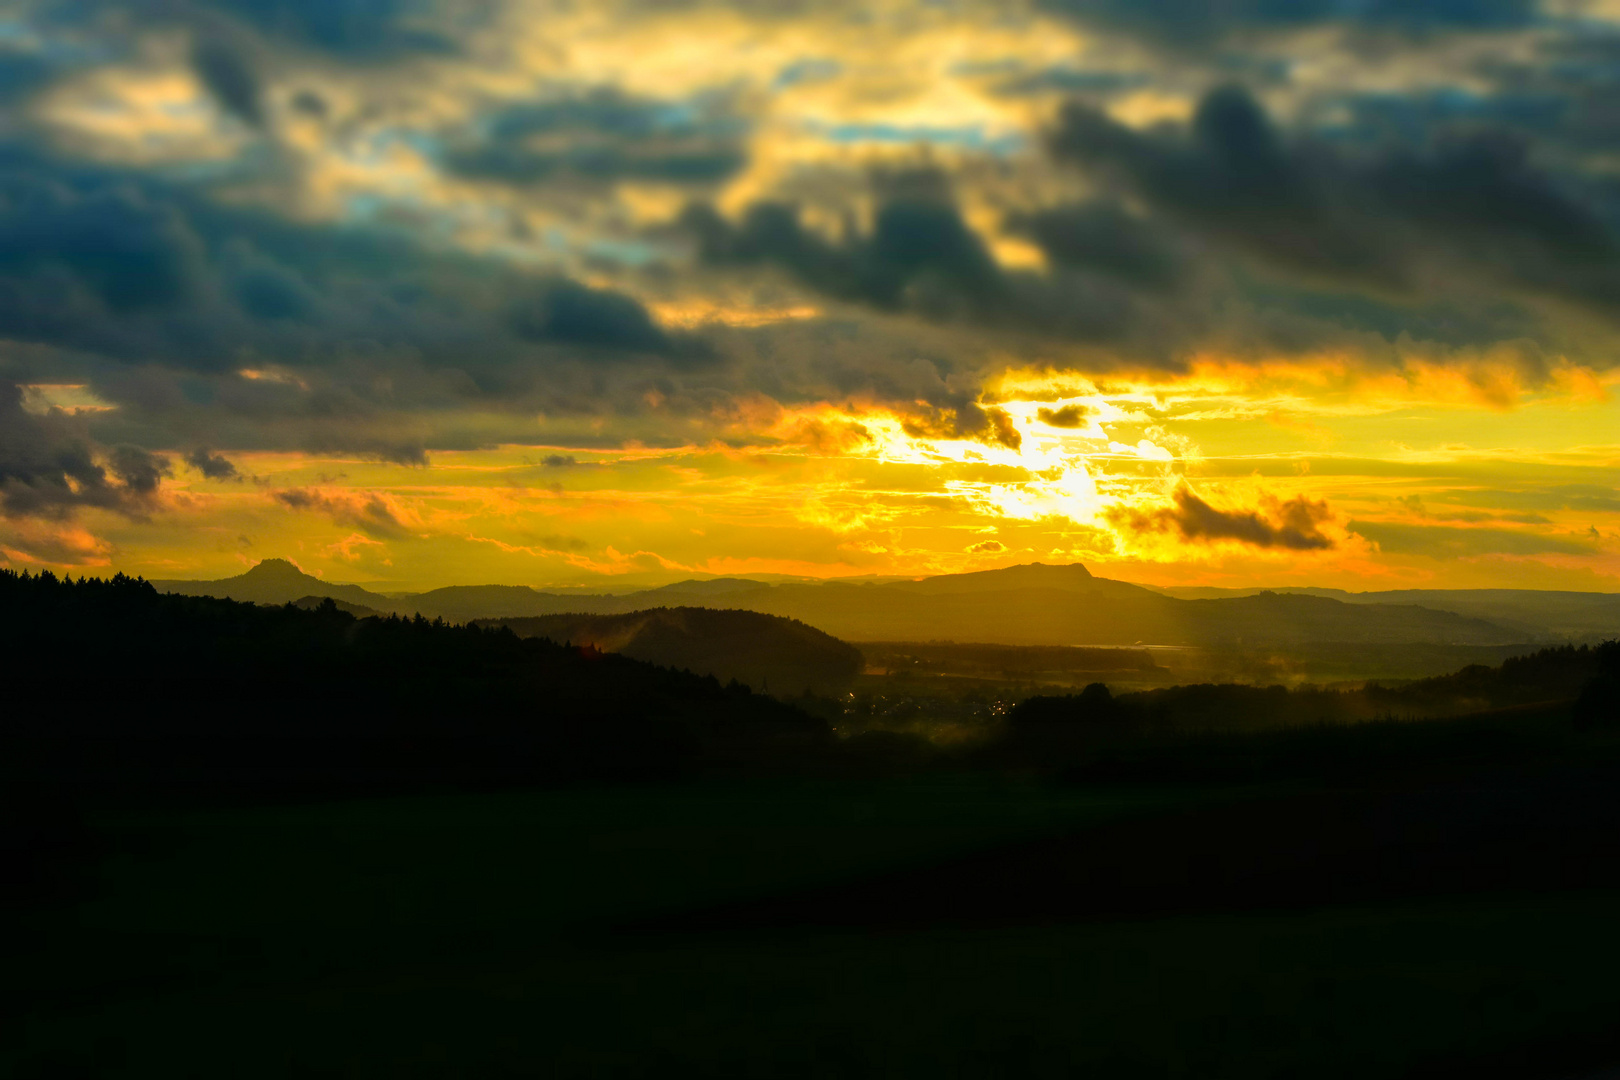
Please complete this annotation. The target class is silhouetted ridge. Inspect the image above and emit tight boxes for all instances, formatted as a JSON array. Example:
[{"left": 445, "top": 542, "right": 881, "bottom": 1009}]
[
  {"left": 0, "top": 570, "right": 829, "bottom": 798},
  {"left": 150, "top": 558, "right": 391, "bottom": 608},
  {"left": 146, "top": 558, "right": 1588, "bottom": 649},
  {"left": 480, "top": 607, "right": 862, "bottom": 695},
  {"left": 894, "top": 561, "right": 1102, "bottom": 595}
]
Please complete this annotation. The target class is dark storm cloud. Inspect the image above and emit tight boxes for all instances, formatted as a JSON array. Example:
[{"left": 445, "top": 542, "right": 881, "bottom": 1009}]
[
  {"left": 1324, "top": 89, "right": 1572, "bottom": 152},
  {"left": 993, "top": 67, "right": 1152, "bottom": 98},
  {"left": 0, "top": 381, "right": 168, "bottom": 519},
  {"left": 1036, "top": 404, "right": 1092, "bottom": 427},
  {"left": 44, "top": 0, "right": 460, "bottom": 58},
  {"left": 191, "top": 30, "right": 265, "bottom": 126},
  {"left": 196, "top": 0, "right": 457, "bottom": 56},
  {"left": 0, "top": 136, "right": 750, "bottom": 478},
  {"left": 0, "top": 173, "right": 199, "bottom": 321},
  {"left": 923, "top": 404, "right": 1018, "bottom": 449},
  {"left": 185, "top": 447, "right": 239, "bottom": 480},
  {"left": 228, "top": 249, "right": 318, "bottom": 320},
  {"left": 1036, "top": 0, "right": 1537, "bottom": 47},
  {"left": 23, "top": 0, "right": 462, "bottom": 148},
  {"left": 682, "top": 170, "right": 1157, "bottom": 346},
  {"left": 444, "top": 92, "right": 748, "bottom": 187},
  {"left": 685, "top": 71, "right": 1620, "bottom": 371},
  {"left": 273, "top": 487, "right": 407, "bottom": 536},
  {"left": 107, "top": 444, "right": 171, "bottom": 494},
  {"left": 1113, "top": 486, "right": 1337, "bottom": 550},
  {"left": 685, "top": 170, "right": 1005, "bottom": 315},
  {"left": 1009, "top": 201, "right": 1187, "bottom": 291},
  {"left": 0, "top": 144, "right": 696, "bottom": 368},
  {"left": 0, "top": 43, "right": 57, "bottom": 105},
  {"left": 1049, "top": 86, "right": 1620, "bottom": 314},
  {"left": 684, "top": 155, "right": 1595, "bottom": 373},
  {"left": 510, "top": 281, "right": 682, "bottom": 356}
]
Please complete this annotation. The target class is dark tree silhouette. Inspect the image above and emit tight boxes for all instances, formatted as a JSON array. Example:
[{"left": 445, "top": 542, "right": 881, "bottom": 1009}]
[
  {"left": 1573, "top": 642, "right": 1620, "bottom": 731},
  {"left": 0, "top": 569, "right": 829, "bottom": 801}
]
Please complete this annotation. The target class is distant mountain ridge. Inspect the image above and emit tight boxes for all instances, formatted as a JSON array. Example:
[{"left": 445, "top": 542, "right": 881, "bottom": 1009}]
[
  {"left": 1158, "top": 585, "right": 1620, "bottom": 639},
  {"left": 150, "top": 559, "right": 1620, "bottom": 649},
  {"left": 732, "top": 581, "right": 1521, "bottom": 648},
  {"left": 151, "top": 559, "right": 394, "bottom": 609}
]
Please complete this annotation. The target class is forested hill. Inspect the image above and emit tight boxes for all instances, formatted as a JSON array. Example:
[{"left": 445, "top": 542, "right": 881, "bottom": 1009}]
[
  {"left": 1007, "top": 641, "right": 1619, "bottom": 737},
  {"left": 480, "top": 608, "right": 863, "bottom": 696},
  {"left": 0, "top": 571, "right": 828, "bottom": 796}
]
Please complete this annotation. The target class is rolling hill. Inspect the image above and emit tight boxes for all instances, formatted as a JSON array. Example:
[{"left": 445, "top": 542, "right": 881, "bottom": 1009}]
[{"left": 480, "top": 608, "right": 863, "bottom": 696}]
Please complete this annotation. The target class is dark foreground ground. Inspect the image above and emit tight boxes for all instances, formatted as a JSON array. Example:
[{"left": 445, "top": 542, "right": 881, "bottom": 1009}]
[{"left": 8, "top": 711, "right": 1620, "bottom": 1080}]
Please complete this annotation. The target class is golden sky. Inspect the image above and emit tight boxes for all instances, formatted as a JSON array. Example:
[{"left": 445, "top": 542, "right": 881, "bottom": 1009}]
[{"left": 3, "top": 0, "right": 1619, "bottom": 590}]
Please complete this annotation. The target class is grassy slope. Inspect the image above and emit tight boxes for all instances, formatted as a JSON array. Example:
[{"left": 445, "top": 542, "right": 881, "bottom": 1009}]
[{"left": 8, "top": 752, "right": 1620, "bottom": 1078}]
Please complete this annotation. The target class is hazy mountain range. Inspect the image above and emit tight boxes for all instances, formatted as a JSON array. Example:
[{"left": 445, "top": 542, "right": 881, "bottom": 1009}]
[
  {"left": 1152, "top": 586, "right": 1620, "bottom": 640},
  {"left": 152, "top": 559, "right": 1620, "bottom": 649}
]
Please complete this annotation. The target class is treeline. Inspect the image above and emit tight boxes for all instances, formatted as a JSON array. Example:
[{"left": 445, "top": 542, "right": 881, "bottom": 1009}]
[
  {"left": 1008, "top": 641, "right": 1619, "bottom": 738},
  {"left": 1, "top": 570, "right": 828, "bottom": 799},
  {"left": 1365, "top": 643, "right": 1618, "bottom": 715}
]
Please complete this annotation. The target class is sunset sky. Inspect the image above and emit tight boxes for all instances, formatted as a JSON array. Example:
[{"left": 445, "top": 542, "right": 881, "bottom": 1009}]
[{"left": 3, "top": 0, "right": 1619, "bottom": 591}]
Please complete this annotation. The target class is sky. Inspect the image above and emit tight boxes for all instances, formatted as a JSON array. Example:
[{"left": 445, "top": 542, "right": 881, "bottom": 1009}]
[{"left": 2, "top": 0, "right": 1619, "bottom": 592}]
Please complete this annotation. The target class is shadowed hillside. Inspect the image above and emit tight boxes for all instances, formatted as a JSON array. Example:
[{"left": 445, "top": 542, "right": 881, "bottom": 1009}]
[
  {"left": 480, "top": 608, "right": 863, "bottom": 696},
  {"left": 292, "top": 594, "right": 386, "bottom": 618},
  {"left": 1, "top": 570, "right": 828, "bottom": 798}
]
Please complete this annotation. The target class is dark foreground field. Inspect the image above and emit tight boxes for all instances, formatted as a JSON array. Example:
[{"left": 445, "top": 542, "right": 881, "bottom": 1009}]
[
  {"left": 10, "top": 717, "right": 1620, "bottom": 1079},
  {"left": 7, "top": 575, "right": 1619, "bottom": 1076}
]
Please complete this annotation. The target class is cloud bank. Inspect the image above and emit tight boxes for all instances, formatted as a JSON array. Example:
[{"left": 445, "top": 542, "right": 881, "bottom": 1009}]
[{"left": 0, "top": 0, "right": 1613, "bottom": 586}]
